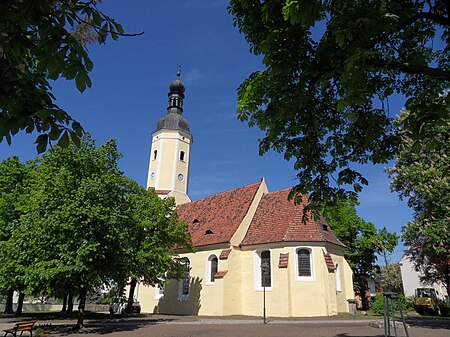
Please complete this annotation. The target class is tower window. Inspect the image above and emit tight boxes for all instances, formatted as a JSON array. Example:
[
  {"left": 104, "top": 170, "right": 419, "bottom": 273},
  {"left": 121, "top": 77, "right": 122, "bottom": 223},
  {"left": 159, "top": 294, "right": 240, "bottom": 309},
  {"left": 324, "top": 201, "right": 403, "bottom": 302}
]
[
  {"left": 180, "top": 151, "right": 185, "bottom": 161},
  {"left": 153, "top": 150, "right": 157, "bottom": 160}
]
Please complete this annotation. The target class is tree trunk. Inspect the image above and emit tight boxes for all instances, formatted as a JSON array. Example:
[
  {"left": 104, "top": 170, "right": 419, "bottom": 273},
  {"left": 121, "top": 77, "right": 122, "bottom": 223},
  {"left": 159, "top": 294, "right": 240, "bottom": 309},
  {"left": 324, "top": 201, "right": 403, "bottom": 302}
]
[
  {"left": 355, "top": 277, "right": 369, "bottom": 311},
  {"left": 3, "top": 288, "right": 14, "bottom": 314},
  {"left": 61, "top": 293, "right": 68, "bottom": 312},
  {"left": 76, "top": 288, "right": 87, "bottom": 330},
  {"left": 67, "top": 292, "right": 74, "bottom": 314},
  {"left": 445, "top": 264, "right": 450, "bottom": 300},
  {"left": 15, "top": 292, "right": 25, "bottom": 316},
  {"left": 126, "top": 278, "right": 137, "bottom": 313},
  {"left": 360, "top": 288, "right": 369, "bottom": 311}
]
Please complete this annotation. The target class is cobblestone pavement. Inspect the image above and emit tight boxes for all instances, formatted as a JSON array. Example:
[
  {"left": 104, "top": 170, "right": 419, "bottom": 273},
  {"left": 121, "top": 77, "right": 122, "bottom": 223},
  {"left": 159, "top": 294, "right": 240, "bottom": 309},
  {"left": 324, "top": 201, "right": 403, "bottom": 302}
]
[{"left": 1, "top": 314, "right": 449, "bottom": 337}]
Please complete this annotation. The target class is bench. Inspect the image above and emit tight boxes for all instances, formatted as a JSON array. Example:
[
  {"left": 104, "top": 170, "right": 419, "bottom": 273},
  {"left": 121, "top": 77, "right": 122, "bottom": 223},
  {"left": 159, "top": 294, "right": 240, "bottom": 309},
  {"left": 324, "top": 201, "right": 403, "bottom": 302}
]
[{"left": 3, "top": 320, "right": 36, "bottom": 337}]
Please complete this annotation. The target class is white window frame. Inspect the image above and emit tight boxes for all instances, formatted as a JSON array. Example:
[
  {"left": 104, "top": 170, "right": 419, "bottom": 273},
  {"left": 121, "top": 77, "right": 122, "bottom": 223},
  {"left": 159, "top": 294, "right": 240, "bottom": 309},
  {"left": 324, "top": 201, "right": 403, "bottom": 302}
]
[
  {"left": 295, "top": 247, "right": 315, "bottom": 281},
  {"left": 206, "top": 254, "right": 218, "bottom": 285},
  {"left": 254, "top": 250, "right": 272, "bottom": 291},
  {"left": 154, "top": 283, "right": 165, "bottom": 300}
]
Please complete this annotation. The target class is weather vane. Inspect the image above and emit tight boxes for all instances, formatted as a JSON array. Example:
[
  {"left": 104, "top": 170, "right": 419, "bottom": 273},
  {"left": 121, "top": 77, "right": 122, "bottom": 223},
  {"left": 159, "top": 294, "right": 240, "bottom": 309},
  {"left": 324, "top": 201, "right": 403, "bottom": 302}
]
[{"left": 177, "top": 64, "right": 181, "bottom": 79}]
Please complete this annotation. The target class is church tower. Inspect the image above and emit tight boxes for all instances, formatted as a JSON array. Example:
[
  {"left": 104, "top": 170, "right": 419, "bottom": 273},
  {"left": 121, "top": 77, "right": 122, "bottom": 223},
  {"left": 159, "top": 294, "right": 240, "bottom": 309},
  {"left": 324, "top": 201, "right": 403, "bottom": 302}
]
[{"left": 146, "top": 69, "right": 192, "bottom": 205}]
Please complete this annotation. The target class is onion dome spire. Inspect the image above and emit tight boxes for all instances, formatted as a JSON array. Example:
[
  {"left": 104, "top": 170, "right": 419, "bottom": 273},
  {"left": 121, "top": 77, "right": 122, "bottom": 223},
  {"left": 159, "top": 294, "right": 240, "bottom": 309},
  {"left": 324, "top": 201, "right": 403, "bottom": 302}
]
[
  {"left": 167, "top": 64, "right": 185, "bottom": 113},
  {"left": 156, "top": 66, "right": 190, "bottom": 133}
]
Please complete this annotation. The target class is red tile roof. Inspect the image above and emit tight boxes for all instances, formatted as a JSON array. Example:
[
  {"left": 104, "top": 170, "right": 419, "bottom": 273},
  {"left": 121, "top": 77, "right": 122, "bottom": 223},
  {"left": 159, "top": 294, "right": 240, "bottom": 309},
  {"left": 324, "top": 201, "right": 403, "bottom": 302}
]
[
  {"left": 177, "top": 181, "right": 262, "bottom": 247},
  {"left": 323, "top": 252, "right": 335, "bottom": 272},
  {"left": 240, "top": 189, "right": 345, "bottom": 247},
  {"left": 219, "top": 249, "right": 232, "bottom": 260},
  {"left": 155, "top": 189, "right": 171, "bottom": 195},
  {"left": 214, "top": 271, "right": 228, "bottom": 279}
]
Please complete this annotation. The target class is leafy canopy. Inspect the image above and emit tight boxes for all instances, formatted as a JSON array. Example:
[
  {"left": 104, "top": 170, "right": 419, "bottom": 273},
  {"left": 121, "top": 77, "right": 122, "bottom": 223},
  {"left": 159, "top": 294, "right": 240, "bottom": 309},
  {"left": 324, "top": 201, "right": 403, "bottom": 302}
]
[
  {"left": 0, "top": 157, "right": 30, "bottom": 294},
  {"left": 0, "top": 0, "right": 141, "bottom": 153},
  {"left": 228, "top": 0, "right": 449, "bottom": 207},
  {"left": 0, "top": 137, "right": 190, "bottom": 324},
  {"left": 324, "top": 200, "right": 397, "bottom": 308},
  {"left": 388, "top": 106, "right": 450, "bottom": 296}
]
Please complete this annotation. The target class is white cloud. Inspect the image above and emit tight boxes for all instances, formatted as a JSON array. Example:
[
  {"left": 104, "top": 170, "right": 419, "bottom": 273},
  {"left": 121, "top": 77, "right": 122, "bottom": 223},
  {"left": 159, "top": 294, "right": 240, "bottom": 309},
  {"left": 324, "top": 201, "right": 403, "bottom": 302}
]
[{"left": 183, "top": 68, "right": 205, "bottom": 84}]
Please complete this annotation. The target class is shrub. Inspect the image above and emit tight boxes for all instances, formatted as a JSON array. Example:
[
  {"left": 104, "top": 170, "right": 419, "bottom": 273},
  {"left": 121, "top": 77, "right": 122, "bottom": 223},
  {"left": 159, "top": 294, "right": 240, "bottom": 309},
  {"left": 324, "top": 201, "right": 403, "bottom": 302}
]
[{"left": 370, "top": 293, "right": 412, "bottom": 316}]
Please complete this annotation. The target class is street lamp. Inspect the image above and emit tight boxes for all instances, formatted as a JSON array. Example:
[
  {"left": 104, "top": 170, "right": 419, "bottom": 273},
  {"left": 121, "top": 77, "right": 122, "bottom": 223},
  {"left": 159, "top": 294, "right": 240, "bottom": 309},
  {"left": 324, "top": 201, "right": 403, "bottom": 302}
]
[{"left": 261, "top": 261, "right": 269, "bottom": 324}]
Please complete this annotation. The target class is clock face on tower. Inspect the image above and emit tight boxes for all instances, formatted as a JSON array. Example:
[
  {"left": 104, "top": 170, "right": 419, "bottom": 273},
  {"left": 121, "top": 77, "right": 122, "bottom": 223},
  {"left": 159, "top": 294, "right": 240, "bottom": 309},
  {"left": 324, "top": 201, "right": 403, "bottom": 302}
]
[
  {"left": 177, "top": 173, "right": 184, "bottom": 181},
  {"left": 150, "top": 172, "right": 155, "bottom": 180}
]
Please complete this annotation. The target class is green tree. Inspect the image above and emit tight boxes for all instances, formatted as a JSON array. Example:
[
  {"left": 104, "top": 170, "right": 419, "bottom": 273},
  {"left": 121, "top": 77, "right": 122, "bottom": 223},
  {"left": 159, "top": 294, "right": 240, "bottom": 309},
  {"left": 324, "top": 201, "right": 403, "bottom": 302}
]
[
  {"left": 374, "top": 263, "right": 404, "bottom": 294},
  {"left": 324, "top": 201, "right": 398, "bottom": 310},
  {"left": 11, "top": 138, "right": 131, "bottom": 326},
  {"left": 2, "top": 137, "right": 190, "bottom": 329},
  {"left": 0, "top": 0, "right": 140, "bottom": 152},
  {"left": 121, "top": 182, "right": 192, "bottom": 311},
  {"left": 388, "top": 107, "right": 450, "bottom": 297},
  {"left": 228, "top": 0, "right": 450, "bottom": 208},
  {"left": 0, "top": 157, "right": 30, "bottom": 314}
]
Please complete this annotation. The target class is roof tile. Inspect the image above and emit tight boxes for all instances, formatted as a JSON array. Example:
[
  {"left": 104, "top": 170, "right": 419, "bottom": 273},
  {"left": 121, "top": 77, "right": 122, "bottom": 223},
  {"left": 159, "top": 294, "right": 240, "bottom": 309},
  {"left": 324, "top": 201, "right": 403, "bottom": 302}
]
[
  {"left": 240, "top": 189, "right": 344, "bottom": 247},
  {"left": 219, "top": 249, "right": 232, "bottom": 260},
  {"left": 278, "top": 253, "right": 289, "bottom": 268},
  {"left": 177, "top": 181, "right": 261, "bottom": 247},
  {"left": 214, "top": 271, "right": 228, "bottom": 279},
  {"left": 323, "top": 252, "right": 335, "bottom": 272}
]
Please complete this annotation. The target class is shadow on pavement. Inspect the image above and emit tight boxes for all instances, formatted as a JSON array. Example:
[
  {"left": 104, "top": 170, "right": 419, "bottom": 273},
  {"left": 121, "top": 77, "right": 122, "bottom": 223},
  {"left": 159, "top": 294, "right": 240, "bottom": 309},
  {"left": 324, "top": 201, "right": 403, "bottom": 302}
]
[
  {"left": 334, "top": 333, "right": 385, "bottom": 337},
  {"left": 406, "top": 317, "right": 450, "bottom": 330},
  {"left": 2, "top": 311, "right": 176, "bottom": 336},
  {"left": 40, "top": 320, "right": 170, "bottom": 336}
]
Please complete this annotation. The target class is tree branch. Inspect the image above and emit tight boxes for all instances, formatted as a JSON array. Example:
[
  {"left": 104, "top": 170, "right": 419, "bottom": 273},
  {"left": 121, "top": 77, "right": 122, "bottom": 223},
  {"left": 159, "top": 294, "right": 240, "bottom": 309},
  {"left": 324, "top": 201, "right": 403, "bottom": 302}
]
[{"left": 373, "top": 58, "right": 450, "bottom": 81}]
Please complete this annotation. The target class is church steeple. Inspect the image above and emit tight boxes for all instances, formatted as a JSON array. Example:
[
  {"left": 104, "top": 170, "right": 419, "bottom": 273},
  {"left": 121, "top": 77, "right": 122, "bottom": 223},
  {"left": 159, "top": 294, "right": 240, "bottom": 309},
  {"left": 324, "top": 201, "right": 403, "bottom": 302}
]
[
  {"left": 147, "top": 68, "right": 193, "bottom": 205},
  {"left": 156, "top": 67, "right": 190, "bottom": 134},
  {"left": 167, "top": 65, "right": 185, "bottom": 113}
]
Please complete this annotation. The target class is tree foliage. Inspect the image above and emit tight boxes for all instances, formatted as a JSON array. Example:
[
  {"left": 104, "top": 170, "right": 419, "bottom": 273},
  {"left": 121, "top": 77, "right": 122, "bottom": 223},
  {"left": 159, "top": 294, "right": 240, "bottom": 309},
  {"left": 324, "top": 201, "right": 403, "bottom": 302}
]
[
  {"left": 0, "top": 0, "right": 140, "bottom": 152},
  {"left": 374, "top": 263, "right": 404, "bottom": 294},
  {"left": 0, "top": 157, "right": 30, "bottom": 314},
  {"left": 228, "top": 0, "right": 450, "bottom": 207},
  {"left": 324, "top": 200, "right": 398, "bottom": 309},
  {"left": 0, "top": 137, "right": 190, "bottom": 328},
  {"left": 388, "top": 107, "right": 450, "bottom": 296}
]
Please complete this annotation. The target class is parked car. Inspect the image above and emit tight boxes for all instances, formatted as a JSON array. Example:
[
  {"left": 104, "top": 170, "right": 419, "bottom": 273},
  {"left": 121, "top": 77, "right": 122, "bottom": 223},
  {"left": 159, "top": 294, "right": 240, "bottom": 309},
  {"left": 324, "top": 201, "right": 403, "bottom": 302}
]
[{"left": 109, "top": 297, "right": 141, "bottom": 314}]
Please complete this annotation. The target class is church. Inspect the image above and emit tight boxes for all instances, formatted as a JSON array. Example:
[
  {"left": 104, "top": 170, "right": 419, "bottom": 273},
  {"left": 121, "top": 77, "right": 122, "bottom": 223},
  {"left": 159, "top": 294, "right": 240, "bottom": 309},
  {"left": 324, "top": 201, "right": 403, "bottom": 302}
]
[{"left": 135, "top": 71, "right": 354, "bottom": 317}]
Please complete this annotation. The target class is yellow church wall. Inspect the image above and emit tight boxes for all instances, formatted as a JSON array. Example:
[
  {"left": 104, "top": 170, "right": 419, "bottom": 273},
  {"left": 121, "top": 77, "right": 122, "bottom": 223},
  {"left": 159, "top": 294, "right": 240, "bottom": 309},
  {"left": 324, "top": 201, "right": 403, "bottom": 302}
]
[
  {"left": 222, "top": 247, "right": 244, "bottom": 315},
  {"left": 135, "top": 283, "right": 159, "bottom": 314},
  {"left": 136, "top": 242, "right": 354, "bottom": 317},
  {"left": 237, "top": 244, "right": 352, "bottom": 317},
  {"left": 137, "top": 247, "right": 227, "bottom": 316},
  {"left": 326, "top": 245, "right": 354, "bottom": 313}
]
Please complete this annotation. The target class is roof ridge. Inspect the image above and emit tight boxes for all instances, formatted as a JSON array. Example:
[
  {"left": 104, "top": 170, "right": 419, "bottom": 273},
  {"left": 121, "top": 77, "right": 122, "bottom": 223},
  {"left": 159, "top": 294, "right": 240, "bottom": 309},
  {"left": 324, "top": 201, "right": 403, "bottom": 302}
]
[{"left": 185, "top": 181, "right": 262, "bottom": 205}]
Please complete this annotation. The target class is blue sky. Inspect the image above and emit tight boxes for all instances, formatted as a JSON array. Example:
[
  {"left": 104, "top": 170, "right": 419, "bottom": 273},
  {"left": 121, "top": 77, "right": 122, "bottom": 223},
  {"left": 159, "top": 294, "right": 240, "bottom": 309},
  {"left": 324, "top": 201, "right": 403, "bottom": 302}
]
[{"left": 0, "top": 1, "right": 412, "bottom": 262}]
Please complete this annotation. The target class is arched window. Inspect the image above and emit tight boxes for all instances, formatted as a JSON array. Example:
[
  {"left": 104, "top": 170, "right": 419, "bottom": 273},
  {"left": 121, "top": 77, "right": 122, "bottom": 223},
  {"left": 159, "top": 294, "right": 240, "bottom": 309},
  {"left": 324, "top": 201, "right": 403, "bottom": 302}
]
[
  {"left": 335, "top": 262, "right": 342, "bottom": 291},
  {"left": 180, "top": 258, "right": 190, "bottom": 296},
  {"left": 207, "top": 255, "right": 218, "bottom": 284},
  {"left": 260, "top": 250, "right": 271, "bottom": 287},
  {"left": 180, "top": 151, "right": 185, "bottom": 161},
  {"left": 297, "top": 248, "right": 312, "bottom": 278},
  {"left": 153, "top": 150, "right": 157, "bottom": 160}
]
